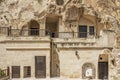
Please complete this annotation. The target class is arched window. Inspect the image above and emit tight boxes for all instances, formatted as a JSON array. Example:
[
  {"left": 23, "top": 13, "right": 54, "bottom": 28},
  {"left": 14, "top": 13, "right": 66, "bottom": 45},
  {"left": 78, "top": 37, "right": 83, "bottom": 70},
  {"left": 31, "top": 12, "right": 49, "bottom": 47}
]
[
  {"left": 29, "top": 20, "right": 39, "bottom": 36},
  {"left": 56, "top": 0, "right": 64, "bottom": 5},
  {"left": 82, "top": 63, "right": 95, "bottom": 79}
]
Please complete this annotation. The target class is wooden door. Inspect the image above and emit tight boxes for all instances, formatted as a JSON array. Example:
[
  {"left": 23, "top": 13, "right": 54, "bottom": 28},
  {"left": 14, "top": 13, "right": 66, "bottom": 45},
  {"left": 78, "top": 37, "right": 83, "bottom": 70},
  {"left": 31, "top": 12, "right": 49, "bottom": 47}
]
[
  {"left": 35, "top": 56, "right": 46, "bottom": 78},
  {"left": 98, "top": 62, "right": 108, "bottom": 79}
]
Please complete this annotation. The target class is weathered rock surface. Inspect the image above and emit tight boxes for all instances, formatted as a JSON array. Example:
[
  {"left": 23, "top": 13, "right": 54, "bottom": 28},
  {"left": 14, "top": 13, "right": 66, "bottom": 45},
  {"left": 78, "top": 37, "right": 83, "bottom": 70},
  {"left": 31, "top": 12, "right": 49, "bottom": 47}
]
[{"left": 0, "top": 0, "right": 120, "bottom": 79}]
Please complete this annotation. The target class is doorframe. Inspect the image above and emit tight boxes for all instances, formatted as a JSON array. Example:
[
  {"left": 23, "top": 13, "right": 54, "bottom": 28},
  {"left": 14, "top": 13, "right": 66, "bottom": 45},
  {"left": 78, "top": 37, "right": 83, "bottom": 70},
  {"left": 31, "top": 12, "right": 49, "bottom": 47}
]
[
  {"left": 98, "top": 62, "right": 108, "bottom": 79},
  {"left": 98, "top": 54, "right": 109, "bottom": 80},
  {"left": 35, "top": 56, "right": 46, "bottom": 78},
  {"left": 45, "top": 16, "right": 59, "bottom": 38}
]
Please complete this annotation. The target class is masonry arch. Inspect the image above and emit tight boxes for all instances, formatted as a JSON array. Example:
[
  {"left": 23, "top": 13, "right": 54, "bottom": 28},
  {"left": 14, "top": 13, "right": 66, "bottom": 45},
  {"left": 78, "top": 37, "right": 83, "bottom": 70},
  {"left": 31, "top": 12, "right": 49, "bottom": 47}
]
[
  {"left": 29, "top": 20, "right": 40, "bottom": 36},
  {"left": 82, "top": 63, "right": 96, "bottom": 79},
  {"left": 20, "top": 24, "right": 28, "bottom": 36}
]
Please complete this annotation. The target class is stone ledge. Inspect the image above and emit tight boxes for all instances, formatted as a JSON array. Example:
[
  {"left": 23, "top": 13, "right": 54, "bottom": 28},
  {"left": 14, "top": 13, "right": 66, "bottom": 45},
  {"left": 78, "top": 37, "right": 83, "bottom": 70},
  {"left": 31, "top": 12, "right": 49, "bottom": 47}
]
[
  {"left": 0, "top": 40, "right": 50, "bottom": 43},
  {"left": 6, "top": 48, "right": 50, "bottom": 51},
  {"left": 58, "top": 47, "right": 113, "bottom": 50}
]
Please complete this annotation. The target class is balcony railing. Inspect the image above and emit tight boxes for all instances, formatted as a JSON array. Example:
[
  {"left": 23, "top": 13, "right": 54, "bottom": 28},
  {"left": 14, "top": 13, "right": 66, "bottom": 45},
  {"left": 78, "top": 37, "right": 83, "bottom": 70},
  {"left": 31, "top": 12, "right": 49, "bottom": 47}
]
[
  {"left": 58, "top": 32, "right": 95, "bottom": 38},
  {"left": 9, "top": 29, "right": 46, "bottom": 37},
  {"left": 0, "top": 27, "right": 95, "bottom": 38}
]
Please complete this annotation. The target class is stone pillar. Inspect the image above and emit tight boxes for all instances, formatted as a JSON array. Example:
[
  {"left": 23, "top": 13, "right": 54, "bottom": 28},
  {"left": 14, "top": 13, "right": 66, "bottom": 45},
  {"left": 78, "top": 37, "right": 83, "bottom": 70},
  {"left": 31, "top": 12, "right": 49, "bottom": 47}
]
[
  {"left": 58, "top": 17, "right": 63, "bottom": 38},
  {"left": 46, "top": 54, "right": 50, "bottom": 78},
  {"left": 21, "top": 66, "right": 23, "bottom": 79},
  {"left": 9, "top": 66, "right": 12, "bottom": 79},
  {"left": 32, "top": 59, "right": 35, "bottom": 78},
  {"left": 40, "top": 17, "right": 46, "bottom": 37}
]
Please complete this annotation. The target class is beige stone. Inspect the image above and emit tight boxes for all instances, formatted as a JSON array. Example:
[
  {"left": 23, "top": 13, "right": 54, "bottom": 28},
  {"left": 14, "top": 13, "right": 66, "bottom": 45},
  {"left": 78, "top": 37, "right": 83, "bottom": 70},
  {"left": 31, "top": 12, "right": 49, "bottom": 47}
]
[{"left": 0, "top": 0, "right": 119, "bottom": 80}]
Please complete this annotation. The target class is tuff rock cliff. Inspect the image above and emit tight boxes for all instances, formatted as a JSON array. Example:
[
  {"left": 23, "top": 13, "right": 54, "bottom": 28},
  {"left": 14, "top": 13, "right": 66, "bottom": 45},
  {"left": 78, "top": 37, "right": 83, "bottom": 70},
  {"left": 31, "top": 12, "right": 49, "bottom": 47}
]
[
  {"left": 0, "top": 0, "right": 119, "bottom": 30},
  {"left": 0, "top": 0, "right": 120, "bottom": 79}
]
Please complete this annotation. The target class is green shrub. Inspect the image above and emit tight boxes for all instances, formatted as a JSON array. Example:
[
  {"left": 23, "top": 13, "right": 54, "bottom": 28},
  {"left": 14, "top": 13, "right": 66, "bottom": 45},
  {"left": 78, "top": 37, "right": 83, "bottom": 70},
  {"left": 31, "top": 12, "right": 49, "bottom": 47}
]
[{"left": 0, "top": 69, "right": 5, "bottom": 77}]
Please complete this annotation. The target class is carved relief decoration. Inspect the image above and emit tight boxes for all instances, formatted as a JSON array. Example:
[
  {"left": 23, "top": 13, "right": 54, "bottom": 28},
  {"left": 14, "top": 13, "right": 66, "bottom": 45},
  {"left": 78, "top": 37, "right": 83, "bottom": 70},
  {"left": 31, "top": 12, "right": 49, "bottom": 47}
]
[{"left": 66, "top": 6, "right": 79, "bottom": 20}]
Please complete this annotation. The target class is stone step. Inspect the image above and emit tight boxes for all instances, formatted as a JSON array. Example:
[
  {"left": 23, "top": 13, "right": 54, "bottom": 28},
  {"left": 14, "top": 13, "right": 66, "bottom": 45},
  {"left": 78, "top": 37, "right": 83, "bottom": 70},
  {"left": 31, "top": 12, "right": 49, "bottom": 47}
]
[{"left": 0, "top": 76, "right": 9, "bottom": 80}]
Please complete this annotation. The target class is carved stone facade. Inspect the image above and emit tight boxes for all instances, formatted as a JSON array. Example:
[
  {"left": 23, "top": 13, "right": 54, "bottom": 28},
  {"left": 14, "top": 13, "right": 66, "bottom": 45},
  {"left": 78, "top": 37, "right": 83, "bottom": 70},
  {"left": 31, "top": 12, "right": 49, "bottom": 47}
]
[{"left": 0, "top": 0, "right": 119, "bottom": 80}]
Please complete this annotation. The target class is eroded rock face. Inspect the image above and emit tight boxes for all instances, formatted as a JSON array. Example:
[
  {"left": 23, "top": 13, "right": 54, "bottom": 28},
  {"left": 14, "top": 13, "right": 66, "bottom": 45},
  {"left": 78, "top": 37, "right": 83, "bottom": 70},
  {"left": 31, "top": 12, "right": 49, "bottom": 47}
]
[
  {"left": 0, "top": 0, "right": 47, "bottom": 28},
  {"left": 0, "top": 0, "right": 119, "bottom": 29},
  {"left": 0, "top": 0, "right": 120, "bottom": 79}
]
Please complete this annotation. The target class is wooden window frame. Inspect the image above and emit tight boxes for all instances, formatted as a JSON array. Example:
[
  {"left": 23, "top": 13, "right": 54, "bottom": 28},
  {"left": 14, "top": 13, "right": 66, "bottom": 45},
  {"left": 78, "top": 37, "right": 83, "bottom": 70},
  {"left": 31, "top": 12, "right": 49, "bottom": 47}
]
[
  {"left": 78, "top": 25, "right": 95, "bottom": 38},
  {"left": 79, "top": 25, "right": 87, "bottom": 38},
  {"left": 89, "top": 26, "right": 95, "bottom": 35},
  {"left": 12, "top": 66, "right": 20, "bottom": 78},
  {"left": 24, "top": 66, "right": 31, "bottom": 78}
]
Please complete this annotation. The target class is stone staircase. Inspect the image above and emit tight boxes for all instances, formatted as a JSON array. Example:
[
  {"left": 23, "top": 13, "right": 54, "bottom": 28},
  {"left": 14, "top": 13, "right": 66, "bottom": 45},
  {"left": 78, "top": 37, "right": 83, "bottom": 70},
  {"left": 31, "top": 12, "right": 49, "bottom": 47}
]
[
  {"left": 0, "top": 68, "right": 9, "bottom": 80},
  {"left": 0, "top": 76, "right": 9, "bottom": 80}
]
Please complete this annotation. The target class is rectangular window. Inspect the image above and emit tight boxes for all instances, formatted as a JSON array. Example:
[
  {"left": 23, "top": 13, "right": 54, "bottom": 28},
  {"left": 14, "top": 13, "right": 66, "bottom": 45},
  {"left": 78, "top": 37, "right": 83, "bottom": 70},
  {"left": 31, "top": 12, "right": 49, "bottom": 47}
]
[
  {"left": 79, "top": 25, "right": 87, "bottom": 38},
  {"left": 12, "top": 66, "right": 20, "bottom": 78},
  {"left": 24, "top": 66, "right": 31, "bottom": 78},
  {"left": 89, "top": 26, "right": 94, "bottom": 35}
]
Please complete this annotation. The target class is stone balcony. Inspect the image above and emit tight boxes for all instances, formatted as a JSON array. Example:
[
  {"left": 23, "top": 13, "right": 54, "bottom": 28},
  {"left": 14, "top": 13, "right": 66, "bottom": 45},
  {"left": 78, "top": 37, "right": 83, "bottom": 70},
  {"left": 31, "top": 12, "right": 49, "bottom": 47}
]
[
  {"left": 0, "top": 27, "right": 95, "bottom": 39},
  {"left": 52, "top": 30, "right": 115, "bottom": 49},
  {"left": 0, "top": 27, "right": 115, "bottom": 48}
]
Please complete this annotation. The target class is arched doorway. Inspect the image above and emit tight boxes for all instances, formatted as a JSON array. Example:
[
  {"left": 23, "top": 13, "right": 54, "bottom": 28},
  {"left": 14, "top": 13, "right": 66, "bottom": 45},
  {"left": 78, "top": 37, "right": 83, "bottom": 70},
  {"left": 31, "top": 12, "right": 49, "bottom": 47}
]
[
  {"left": 82, "top": 63, "right": 95, "bottom": 79},
  {"left": 29, "top": 20, "right": 40, "bottom": 36},
  {"left": 98, "top": 54, "right": 108, "bottom": 79},
  {"left": 46, "top": 16, "right": 59, "bottom": 38}
]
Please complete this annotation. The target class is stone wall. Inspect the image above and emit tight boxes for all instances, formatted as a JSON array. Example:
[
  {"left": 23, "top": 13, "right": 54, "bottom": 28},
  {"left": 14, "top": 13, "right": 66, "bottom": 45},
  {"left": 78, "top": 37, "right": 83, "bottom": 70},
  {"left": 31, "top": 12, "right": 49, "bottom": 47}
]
[
  {"left": 0, "top": 38, "right": 51, "bottom": 79},
  {"left": 0, "top": 0, "right": 119, "bottom": 80}
]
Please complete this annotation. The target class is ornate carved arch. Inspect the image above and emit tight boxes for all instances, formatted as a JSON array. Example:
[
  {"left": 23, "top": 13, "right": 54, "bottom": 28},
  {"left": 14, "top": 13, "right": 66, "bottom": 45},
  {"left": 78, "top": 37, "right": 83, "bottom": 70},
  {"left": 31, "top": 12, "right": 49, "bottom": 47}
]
[{"left": 66, "top": 6, "right": 79, "bottom": 20}]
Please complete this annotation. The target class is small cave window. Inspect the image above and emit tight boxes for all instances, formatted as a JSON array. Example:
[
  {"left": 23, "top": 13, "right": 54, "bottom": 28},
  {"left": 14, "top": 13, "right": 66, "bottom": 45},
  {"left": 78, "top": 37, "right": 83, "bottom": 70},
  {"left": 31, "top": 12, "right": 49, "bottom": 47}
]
[{"left": 56, "top": 0, "right": 64, "bottom": 5}]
